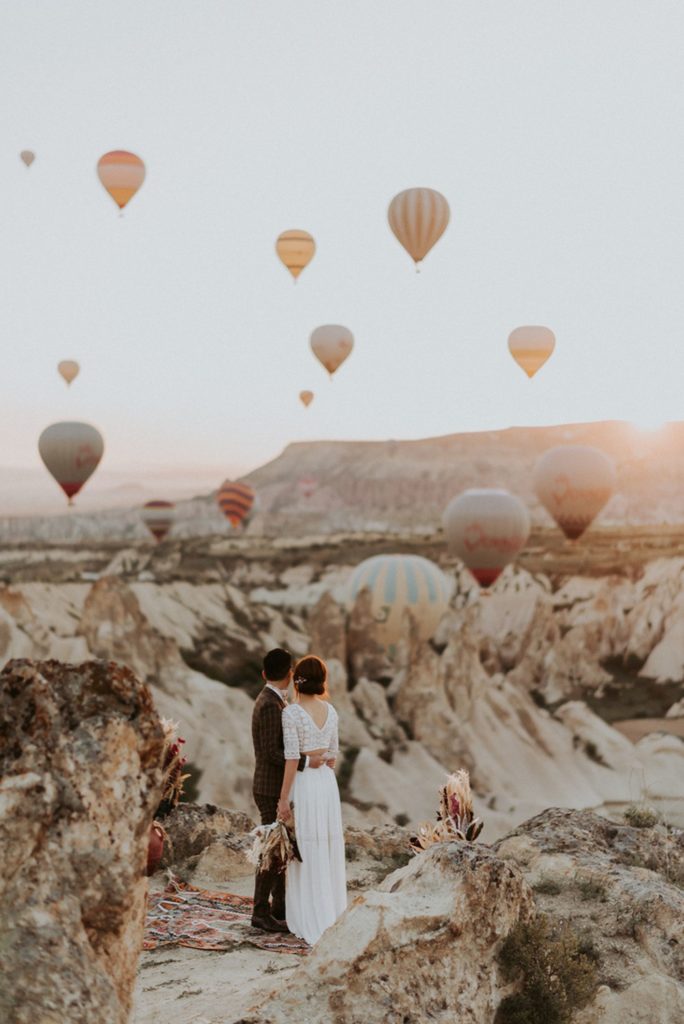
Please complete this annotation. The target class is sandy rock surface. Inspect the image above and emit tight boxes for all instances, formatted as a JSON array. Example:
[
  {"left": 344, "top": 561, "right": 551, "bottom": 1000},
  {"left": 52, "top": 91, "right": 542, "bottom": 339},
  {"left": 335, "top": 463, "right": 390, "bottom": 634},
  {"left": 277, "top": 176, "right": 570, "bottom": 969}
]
[{"left": 0, "top": 658, "right": 164, "bottom": 1024}]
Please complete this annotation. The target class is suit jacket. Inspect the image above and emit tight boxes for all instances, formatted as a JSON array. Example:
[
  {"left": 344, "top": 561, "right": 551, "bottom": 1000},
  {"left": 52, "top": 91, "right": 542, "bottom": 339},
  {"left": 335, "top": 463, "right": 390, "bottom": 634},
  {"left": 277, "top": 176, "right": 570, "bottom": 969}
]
[{"left": 252, "top": 686, "right": 306, "bottom": 797}]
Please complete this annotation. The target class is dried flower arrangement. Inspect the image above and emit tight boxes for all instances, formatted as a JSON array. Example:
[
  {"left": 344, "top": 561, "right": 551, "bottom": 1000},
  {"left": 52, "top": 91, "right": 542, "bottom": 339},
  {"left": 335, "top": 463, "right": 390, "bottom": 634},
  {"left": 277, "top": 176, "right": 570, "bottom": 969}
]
[
  {"left": 147, "top": 719, "right": 189, "bottom": 875},
  {"left": 246, "top": 819, "right": 302, "bottom": 875},
  {"left": 410, "top": 769, "right": 483, "bottom": 854}
]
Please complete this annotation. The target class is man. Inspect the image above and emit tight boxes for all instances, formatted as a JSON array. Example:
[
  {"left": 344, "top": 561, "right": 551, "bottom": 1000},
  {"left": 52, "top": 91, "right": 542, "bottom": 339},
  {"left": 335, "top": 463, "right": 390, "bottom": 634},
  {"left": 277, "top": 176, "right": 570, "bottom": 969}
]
[{"left": 251, "top": 647, "right": 323, "bottom": 932}]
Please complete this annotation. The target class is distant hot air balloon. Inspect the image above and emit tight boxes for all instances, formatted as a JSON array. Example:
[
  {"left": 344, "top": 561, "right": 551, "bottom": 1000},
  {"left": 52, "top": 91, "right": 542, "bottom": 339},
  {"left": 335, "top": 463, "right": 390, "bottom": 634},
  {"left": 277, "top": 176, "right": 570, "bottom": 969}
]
[
  {"left": 97, "top": 150, "right": 145, "bottom": 210},
  {"left": 38, "top": 421, "right": 104, "bottom": 505},
  {"left": 217, "top": 480, "right": 255, "bottom": 528},
  {"left": 276, "top": 230, "right": 315, "bottom": 281},
  {"left": 346, "top": 554, "right": 450, "bottom": 657},
  {"left": 20, "top": 150, "right": 35, "bottom": 168},
  {"left": 298, "top": 476, "right": 317, "bottom": 500},
  {"left": 310, "top": 325, "right": 353, "bottom": 378},
  {"left": 508, "top": 326, "right": 555, "bottom": 378},
  {"left": 58, "top": 360, "right": 80, "bottom": 386},
  {"left": 443, "top": 489, "right": 530, "bottom": 587},
  {"left": 299, "top": 390, "right": 314, "bottom": 408},
  {"left": 534, "top": 445, "right": 616, "bottom": 540},
  {"left": 142, "top": 500, "right": 175, "bottom": 543},
  {"left": 387, "top": 188, "right": 450, "bottom": 268}
]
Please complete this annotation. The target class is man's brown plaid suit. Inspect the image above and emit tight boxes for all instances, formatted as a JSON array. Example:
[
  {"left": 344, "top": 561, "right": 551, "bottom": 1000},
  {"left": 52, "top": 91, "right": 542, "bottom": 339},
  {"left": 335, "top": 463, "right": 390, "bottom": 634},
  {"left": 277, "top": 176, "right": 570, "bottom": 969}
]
[{"left": 251, "top": 685, "right": 306, "bottom": 921}]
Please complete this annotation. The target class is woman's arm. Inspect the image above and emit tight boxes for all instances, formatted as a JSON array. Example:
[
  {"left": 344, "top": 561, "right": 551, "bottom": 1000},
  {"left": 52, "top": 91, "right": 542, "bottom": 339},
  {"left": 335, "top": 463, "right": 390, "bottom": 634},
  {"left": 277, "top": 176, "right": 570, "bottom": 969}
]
[{"left": 278, "top": 759, "right": 299, "bottom": 822}]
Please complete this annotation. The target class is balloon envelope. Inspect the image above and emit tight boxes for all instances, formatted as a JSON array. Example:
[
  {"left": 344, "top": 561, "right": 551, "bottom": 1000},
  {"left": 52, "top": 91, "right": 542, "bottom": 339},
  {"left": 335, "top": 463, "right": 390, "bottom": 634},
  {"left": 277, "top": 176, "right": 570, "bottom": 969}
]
[
  {"left": 299, "top": 390, "right": 314, "bottom": 407},
  {"left": 217, "top": 480, "right": 255, "bottom": 528},
  {"left": 443, "top": 489, "right": 530, "bottom": 587},
  {"left": 58, "top": 360, "right": 80, "bottom": 386},
  {"left": 38, "top": 422, "right": 104, "bottom": 504},
  {"left": 276, "top": 230, "right": 315, "bottom": 280},
  {"left": 97, "top": 150, "right": 145, "bottom": 209},
  {"left": 142, "top": 500, "right": 175, "bottom": 543},
  {"left": 20, "top": 150, "right": 35, "bottom": 167},
  {"left": 346, "top": 554, "right": 450, "bottom": 657},
  {"left": 508, "top": 326, "right": 555, "bottom": 378},
  {"left": 387, "top": 188, "right": 450, "bottom": 266},
  {"left": 534, "top": 445, "right": 616, "bottom": 540},
  {"left": 310, "top": 325, "right": 353, "bottom": 377}
]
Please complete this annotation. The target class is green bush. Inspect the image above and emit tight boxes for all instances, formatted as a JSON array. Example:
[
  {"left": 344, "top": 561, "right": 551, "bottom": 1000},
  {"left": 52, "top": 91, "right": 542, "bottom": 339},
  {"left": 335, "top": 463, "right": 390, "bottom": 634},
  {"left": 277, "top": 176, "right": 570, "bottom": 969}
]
[{"left": 496, "top": 915, "right": 598, "bottom": 1024}]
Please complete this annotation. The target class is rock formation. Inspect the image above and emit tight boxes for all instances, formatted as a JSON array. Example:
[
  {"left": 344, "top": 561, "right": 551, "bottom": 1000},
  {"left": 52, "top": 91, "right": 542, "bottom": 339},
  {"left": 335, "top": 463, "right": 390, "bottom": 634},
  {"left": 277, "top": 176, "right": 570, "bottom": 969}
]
[{"left": 0, "top": 658, "right": 165, "bottom": 1024}]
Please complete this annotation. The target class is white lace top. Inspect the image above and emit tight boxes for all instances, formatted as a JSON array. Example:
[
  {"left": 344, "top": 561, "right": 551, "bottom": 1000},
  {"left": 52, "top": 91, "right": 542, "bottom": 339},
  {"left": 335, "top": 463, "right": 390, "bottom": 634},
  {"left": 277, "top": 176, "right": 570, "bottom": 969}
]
[{"left": 282, "top": 702, "right": 339, "bottom": 760}]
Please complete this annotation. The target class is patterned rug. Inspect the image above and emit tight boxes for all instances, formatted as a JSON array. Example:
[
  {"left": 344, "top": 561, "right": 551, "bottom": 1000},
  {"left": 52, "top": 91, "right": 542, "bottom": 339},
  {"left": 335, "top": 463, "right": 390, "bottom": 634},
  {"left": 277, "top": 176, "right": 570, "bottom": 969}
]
[{"left": 143, "top": 877, "right": 310, "bottom": 955}]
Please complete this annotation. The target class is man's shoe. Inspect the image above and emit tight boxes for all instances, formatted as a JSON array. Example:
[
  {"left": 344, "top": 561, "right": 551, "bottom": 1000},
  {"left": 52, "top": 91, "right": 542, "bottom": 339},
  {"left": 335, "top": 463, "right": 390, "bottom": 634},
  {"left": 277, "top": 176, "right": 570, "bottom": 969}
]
[
  {"left": 251, "top": 914, "right": 290, "bottom": 934},
  {"left": 272, "top": 916, "right": 291, "bottom": 934}
]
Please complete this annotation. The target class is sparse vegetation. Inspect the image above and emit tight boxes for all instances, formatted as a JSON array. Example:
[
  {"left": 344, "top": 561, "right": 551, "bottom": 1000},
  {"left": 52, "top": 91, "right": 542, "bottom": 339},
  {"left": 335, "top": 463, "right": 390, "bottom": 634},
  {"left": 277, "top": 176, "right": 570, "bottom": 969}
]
[
  {"left": 394, "top": 812, "right": 410, "bottom": 827},
  {"left": 496, "top": 915, "right": 598, "bottom": 1024},
  {"left": 532, "top": 876, "right": 564, "bottom": 896},
  {"left": 624, "top": 804, "right": 659, "bottom": 829},
  {"left": 575, "top": 875, "right": 609, "bottom": 902}
]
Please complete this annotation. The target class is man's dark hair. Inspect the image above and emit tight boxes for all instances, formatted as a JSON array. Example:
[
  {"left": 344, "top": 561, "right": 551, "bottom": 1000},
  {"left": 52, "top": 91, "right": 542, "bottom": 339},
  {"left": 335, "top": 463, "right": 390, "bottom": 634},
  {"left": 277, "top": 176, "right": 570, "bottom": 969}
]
[{"left": 263, "top": 648, "right": 292, "bottom": 681}]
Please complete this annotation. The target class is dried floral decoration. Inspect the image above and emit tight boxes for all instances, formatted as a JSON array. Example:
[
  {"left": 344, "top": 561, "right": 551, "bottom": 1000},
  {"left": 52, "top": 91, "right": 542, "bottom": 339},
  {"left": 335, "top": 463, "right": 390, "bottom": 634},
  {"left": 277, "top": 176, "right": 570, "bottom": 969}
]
[
  {"left": 246, "top": 820, "right": 302, "bottom": 875},
  {"left": 410, "top": 769, "right": 483, "bottom": 853}
]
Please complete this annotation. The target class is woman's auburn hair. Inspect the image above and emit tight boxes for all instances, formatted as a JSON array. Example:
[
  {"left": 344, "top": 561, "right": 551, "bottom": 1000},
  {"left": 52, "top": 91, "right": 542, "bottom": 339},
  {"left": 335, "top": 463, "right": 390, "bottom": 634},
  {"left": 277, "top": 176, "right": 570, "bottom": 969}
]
[{"left": 293, "top": 654, "right": 328, "bottom": 696}]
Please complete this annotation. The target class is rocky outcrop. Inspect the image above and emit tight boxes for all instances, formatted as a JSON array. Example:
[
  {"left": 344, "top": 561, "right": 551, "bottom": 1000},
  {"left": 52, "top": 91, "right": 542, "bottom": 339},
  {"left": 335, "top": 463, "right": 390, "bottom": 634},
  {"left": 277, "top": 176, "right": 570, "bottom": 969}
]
[
  {"left": 0, "top": 658, "right": 165, "bottom": 1024},
  {"left": 159, "top": 803, "right": 255, "bottom": 882},
  {"left": 496, "top": 807, "right": 684, "bottom": 1023},
  {"left": 236, "top": 841, "right": 533, "bottom": 1024}
]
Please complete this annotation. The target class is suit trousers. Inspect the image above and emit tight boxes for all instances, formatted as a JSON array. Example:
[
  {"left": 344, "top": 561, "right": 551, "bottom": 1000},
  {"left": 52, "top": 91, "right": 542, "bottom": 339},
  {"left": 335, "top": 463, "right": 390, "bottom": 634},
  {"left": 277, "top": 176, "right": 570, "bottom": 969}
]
[{"left": 252, "top": 792, "right": 286, "bottom": 921}]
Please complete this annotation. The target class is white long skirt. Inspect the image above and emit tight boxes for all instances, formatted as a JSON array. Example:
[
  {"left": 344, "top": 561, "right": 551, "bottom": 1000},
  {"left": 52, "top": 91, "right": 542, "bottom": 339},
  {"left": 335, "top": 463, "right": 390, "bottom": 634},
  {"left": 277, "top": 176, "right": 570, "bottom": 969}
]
[{"left": 286, "top": 764, "right": 347, "bottom": 945}]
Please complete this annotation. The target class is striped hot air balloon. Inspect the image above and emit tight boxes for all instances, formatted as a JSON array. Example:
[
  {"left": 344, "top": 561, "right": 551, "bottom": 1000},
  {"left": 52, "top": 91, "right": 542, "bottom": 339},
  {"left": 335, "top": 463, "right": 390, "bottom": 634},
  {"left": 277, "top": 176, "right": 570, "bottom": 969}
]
[
  {"left": 217, "top": 480, "right": 255, "bottom": 528},
  {"left": 276, "top": 230, "right": 316, "bottom": 280},
  {"left": 508, "top": 326, "right": 555, "bottom": 378},
  {"left": 97, "top": 150, "right": 146, "bottom": 210},
  {"left": 443, "top": 489, "right": 530, "bottom": 587},
  {"left": 142, "top": 500, "right": 175, "bottom": 543},
  {"left": 346, "top": 554, "right": 450, "bottom": 657},
  {"left": 38, "top": 421, "right": 104, "bottom": 505},
  {"left": 534, "top": 446, "right": 616, "bottom": 541},
  {"left": 387, "top": 188, "right": 450, "bottom": 268}
]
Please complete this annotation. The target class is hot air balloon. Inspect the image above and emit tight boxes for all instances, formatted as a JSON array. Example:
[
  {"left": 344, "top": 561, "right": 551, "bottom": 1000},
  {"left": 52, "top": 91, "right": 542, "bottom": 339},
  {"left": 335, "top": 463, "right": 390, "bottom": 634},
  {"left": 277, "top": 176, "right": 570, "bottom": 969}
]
[
  {"left": 299, "top": 390, "right": 314, "bottom": 408},
  {"left": 310, "top": 325, "right": 353, "bottom": 378},
  {"left": 346, "top": 554, "right": 450, "bottom": 657},
  {"left": 20, "top": 150, "right": 35, "bottom": 168},
  {"left": 276, "top": 230, "right": 315, "bottom": 281},
  {"left": 97, "top": 150, "right": 145, "bottom": 210},
  {"left": 142, "top": 500, "right": 175, "bottom": 543},
  {"left": 387, "top": 188, "right": 450, "bottom": 268},
  {"left": 534, "top": 445, "right": 616, "bottom": 540},
  {"left": 508, "top": 326, "right": 555, "bottom": 378},
  {"left": 38, "top": 422, "right": 104, "bottom": 505},
  {"left": 58, "top": 360, "right": 80, "bottom": 386},
  {"left": 443, "top": 489, "right": 530, "bottom": 587},
  {"left": 217, "top": 480, "right": 255, "bottom": 528}
]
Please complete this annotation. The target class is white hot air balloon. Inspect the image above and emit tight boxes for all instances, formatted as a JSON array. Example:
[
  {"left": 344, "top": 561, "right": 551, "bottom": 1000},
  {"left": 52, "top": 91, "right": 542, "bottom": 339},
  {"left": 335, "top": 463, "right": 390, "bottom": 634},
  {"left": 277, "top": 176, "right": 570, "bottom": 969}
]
[
  {"left": 58, "top": 360, "right": 80, "bottom": 386},
  {"left": 534, "top": 445, "right": 616, "bottom": 540},
  {"left": 38, "top": 421, "right": 104, "bottom": 505},
  {"left": 346, "top": 554, "right": 450, "bottom": 657},
  {"left": 508, "top": 326, "right": 555, "bottom": 378},
  {"left": 310, "top": 325, "right": 354, "bottom": 377},
  {"left": 443, "top": 489, "right": 530, "bottom": 587},
  {"left": 387, "top": 188, "right": 450, "bottom": 269}
]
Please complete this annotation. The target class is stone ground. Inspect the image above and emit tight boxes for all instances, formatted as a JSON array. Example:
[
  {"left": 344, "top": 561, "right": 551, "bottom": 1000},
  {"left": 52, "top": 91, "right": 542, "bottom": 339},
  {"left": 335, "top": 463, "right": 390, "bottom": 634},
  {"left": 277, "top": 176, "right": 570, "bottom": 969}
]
[{"left": 132, "top": 876, "right": 300, "bottom": 1024}]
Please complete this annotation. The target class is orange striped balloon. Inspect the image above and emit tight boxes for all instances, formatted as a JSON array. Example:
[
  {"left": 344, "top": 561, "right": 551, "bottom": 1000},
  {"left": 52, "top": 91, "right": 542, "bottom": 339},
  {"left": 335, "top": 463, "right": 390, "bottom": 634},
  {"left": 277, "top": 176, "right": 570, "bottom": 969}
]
[
  {"left": 97, "top": 150, "right": 146, "bottom": 210},
  {"left": 387, "top": 188, "right": 450, "bottom": 267},
  {"left": 276, "top": 230, "right": 316, "bottom": 280},
  {"left": 217, "top": 480, "right": 255, "bottom": 528}
]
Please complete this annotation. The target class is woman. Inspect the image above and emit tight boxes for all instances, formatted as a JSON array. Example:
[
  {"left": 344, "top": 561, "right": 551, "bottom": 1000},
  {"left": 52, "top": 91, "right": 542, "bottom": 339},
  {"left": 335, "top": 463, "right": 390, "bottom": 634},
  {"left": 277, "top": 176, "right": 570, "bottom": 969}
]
[{"left": 279, "top": 655, "right": 347, "bottom": 945}]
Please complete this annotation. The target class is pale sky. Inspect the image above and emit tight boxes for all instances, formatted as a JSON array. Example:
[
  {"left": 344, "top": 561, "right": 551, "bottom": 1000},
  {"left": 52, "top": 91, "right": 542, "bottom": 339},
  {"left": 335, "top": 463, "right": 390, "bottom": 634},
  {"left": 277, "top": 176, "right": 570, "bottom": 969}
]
[{"left": 2, "top": 1, "right": 684, "bottom": 508}]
